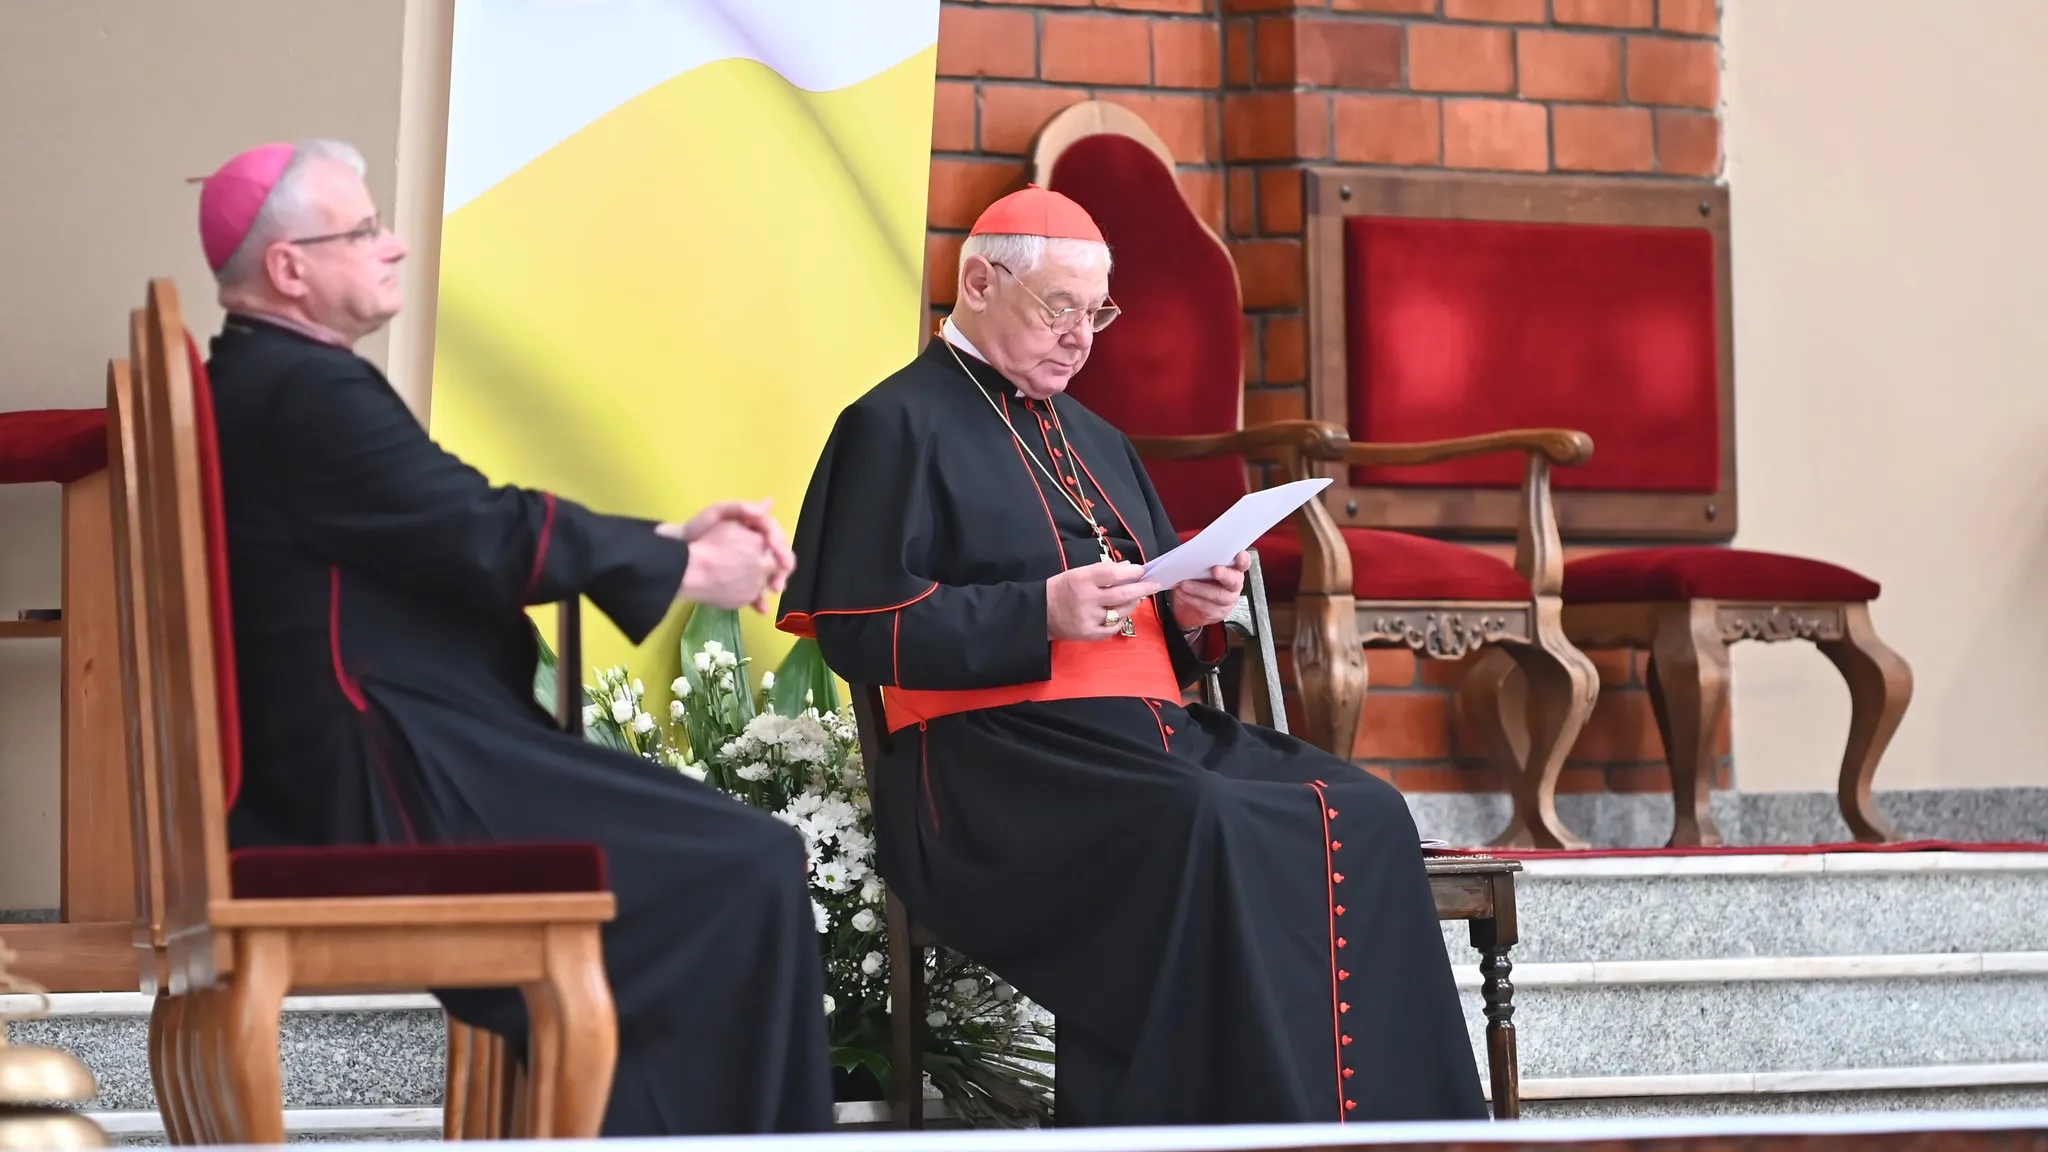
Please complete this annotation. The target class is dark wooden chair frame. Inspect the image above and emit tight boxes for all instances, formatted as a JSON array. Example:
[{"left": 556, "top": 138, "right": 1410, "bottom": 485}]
[{"left": 848, "top": 552, "right": 1525, "bottom": 1128}]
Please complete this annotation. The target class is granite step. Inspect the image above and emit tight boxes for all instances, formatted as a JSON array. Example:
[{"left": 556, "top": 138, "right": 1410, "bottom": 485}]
[{"left": 1436, "top": 851, "right": 2048, "bottom": 964}]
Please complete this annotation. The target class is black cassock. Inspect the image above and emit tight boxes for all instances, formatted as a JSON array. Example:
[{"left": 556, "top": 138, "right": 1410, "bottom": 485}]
[
  {"left": 205, "top": 314, "right": 832, "bottom": 1136},
  {"left": 777, "top": 336, "right": 1486, "bottom": 1126}
]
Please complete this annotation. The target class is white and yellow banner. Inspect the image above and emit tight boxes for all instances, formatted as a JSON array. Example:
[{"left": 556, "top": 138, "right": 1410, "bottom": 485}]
[{"left": 432, "top": 0, "right": 940, "bottom": 687}]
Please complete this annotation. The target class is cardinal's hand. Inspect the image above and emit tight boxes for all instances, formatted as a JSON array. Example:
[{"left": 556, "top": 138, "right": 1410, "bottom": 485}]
[{"left": 1170, "top": 551, "right": 1251, "bottom": 631}]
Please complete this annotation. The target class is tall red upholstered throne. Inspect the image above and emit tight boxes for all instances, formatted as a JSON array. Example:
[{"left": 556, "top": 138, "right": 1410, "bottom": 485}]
[
  {"left": 1034, "top": 102, "right": 1601, "bottom": 849},
  {"left": 1303, "top": 171, "right": 1912, "bottom": 848}
]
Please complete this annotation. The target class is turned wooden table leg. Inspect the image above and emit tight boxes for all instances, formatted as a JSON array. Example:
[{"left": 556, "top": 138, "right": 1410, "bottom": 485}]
[
  {"left": 1469, "top": 874, "right": 1521, "bottom": 1120},
  {"left": 1818, "top": 603, "right": 1911, "bottom": 843}
]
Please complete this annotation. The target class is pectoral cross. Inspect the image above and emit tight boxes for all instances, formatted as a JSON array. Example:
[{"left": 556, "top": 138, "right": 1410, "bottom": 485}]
[{"left": 1096, "top": 525, "right": 1138, "bottom": 635}]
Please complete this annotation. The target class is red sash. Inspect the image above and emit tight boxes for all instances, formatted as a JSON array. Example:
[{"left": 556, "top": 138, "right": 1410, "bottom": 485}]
[{"left": 883, "top": 598, "right": 1183, "bottom": 731}]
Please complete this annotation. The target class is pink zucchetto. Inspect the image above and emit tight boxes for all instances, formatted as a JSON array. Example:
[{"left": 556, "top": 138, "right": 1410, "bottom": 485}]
[{"left": 196, "top": 143, "right": 295, "bottom": 272}]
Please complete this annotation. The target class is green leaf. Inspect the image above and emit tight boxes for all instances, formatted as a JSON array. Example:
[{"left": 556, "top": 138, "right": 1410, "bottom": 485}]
[{"left": 770, "top": 638, "right": 839, "bottom": 715}]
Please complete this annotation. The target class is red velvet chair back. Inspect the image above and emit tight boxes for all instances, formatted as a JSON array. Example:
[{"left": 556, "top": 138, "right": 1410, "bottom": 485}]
[
  {"left": 131, "top": 278, "right": 236, "bottom": 981},
  {"left": 1038, "top": 104, "right": 1249, "bottom": 534},
  {"left": 1345, "top": 216, "right": 1718, "bottom": 493},
  {"left": 1307, "top": 173, "right": 1736, "bottom": 541}
]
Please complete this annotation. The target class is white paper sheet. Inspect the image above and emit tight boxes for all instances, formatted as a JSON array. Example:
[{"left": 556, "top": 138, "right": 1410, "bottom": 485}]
[{"left": 1141, "top": 478, "right": 1332, "bottom": 588}]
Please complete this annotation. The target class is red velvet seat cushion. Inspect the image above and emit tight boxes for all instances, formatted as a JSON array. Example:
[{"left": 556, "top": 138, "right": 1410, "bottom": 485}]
[
  {"left": 1345, "top": 215, "right": 1720, "bottom": 494},
  {"left": 230, "top": 842, "right": 608, "bottom": 900},
  {"left": 1206, "top": 526, "right": 1530, "bottom": 602},
  {"left": 1564, "top": 547, "right": 1881, "bottom": 604},
  {"left": 0, "top": 409, "right": 110, "bottom": 485},
  {"left": 1048, "top": 133, "right": 1250, "bottom": 532}
]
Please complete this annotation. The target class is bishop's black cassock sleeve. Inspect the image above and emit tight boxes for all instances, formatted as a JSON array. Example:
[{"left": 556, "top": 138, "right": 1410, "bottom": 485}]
[
  {"left": 267, "top": 360, "right": 688, "bottom": 644},
  {"left": 776, "top": 401, "right": 1052, "bottom": 690},
  {"left": 1123, "top": 435, "right": 1229, "bottom": 687}
]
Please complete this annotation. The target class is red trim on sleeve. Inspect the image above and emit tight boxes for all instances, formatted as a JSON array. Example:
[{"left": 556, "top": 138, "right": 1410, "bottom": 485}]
[
  {"left": 521, "top": 492, "right": 557, "bottom": 601},
  {"left": 328, "top": 567, "right": 368, "bottom": 713},
  {"left": 775, "top": 583, "right": 940, "bottom": 639}
]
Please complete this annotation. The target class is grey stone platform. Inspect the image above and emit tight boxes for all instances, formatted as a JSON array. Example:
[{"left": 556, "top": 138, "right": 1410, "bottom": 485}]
[{"left": 11, "top": 845, "right": 2048, "bottom": 1136}]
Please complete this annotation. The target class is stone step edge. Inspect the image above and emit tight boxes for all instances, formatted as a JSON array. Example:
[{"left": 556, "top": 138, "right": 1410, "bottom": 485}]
[
  {"left": 21, "top": 950, "right": 2048, "bottom": 1020},
  {"left": 80, "top": 1063, "right": 2048, "bottom": 1136},
  {"left": 1517, "top": 851, "right": 2048, "bottom": 879},
  {"left": 1509, "top": 1061, "right": 2048, "bottom": 1101},
  {"left": 87, "top": 1100, "right": 954, "bottom": 1138}
]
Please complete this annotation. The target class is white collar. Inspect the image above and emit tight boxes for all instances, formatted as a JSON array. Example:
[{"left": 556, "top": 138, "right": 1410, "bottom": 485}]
[{"left": 941, "top": 317, "right": 1025, "bottom": 398}]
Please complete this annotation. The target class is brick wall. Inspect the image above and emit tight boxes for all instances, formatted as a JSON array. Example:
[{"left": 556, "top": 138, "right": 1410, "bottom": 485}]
[{"left": 927, "top": 0, "right": 1728, "bottom": 794}]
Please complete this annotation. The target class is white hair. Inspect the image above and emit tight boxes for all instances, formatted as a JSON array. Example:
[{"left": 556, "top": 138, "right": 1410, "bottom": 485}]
[
  {"left": 958, "top": 232, "right": 1112, "bottom": 285},
  {"left": 214, "top": 138, "right": 369, "bottom": 289}
]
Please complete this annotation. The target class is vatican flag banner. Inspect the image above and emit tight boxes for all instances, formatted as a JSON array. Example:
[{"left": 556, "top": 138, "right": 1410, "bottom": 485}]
[{"left": 432, "top": 0, "right": 940, "bottom": 695}]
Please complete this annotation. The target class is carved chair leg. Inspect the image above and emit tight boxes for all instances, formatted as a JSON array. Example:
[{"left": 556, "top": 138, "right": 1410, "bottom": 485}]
[
  {"left": 176, "top": 988, "right": 222, "bottom": 1145},
  {"left": 444, "top": 1016, "right": 473, "bottom": 1140},
  {"left": 1646, "top": 601, "right": 1731, "bottom": 848},
  {"left": 1458, "top": 648, "right": 1531, "bottom": 847},
  {"left": 530, "top": 925, "right": 617, "bottom": 1139},
  {"left": 219, "top": 932, "right": 292, "bottom": 1147},
  {"left": 149, "top": 991, "right": 192, "bottom": 1145},
  {"left": 1502, "top": 618, "right": 1598, "bottom": 851},
  {"left": 1817, "top": 602, "right": 1911, "bottom": 842},
  {"left": 1293, "top": 592, "right": 1365, "bottom": 758}
]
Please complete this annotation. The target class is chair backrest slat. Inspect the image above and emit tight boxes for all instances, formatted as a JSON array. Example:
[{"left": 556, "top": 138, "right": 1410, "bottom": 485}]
[
  {"left": 106, "top": 333, "right": 169, "bottom": 988},
  {"left": 133, "top": 279, "right": 233, "bottom": 982}
]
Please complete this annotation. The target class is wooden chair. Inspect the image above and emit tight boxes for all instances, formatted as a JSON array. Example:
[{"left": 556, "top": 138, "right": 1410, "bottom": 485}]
[
  {"left": 121, "top": 278, "right": 618, "bottom": 1143},
  {"left": 1301, "top": 171, "right": 1910, "bottom": 848},
  {"left": 0, "top": 397, "right": 134, "bottom": 988},
  {"left": 1033, "top": 102, "right": 1599, "bottom": 850},
  {"left": 849, "top": 552, "right": 1526, "bottom": 1127}
]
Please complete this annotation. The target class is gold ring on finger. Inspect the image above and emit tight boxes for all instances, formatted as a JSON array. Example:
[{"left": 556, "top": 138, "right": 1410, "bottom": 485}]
[{"left": 1103, "top": 608, "right": 1121, "bottom": 627}]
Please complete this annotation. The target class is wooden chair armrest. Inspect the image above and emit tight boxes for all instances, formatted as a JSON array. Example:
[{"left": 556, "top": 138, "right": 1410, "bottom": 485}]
[
  {"left": 1129, "top": 420, "right": 1351, "bottom": 466},
  {"left": 211, "top": 893, "right": 618, "bottom": 929},
  {"left": 1322, "top": 428, "right": 1593, "bottom": 470}
]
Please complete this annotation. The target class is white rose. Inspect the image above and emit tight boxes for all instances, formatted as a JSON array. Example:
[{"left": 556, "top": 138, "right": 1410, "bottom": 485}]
[
  {"left": 715, "top": 650, "right": 738, "bottom": 670},
  {"left": 679, "top": 761, "right": 708, "bottom": 781},
  {"left": 812, "top": 899, "right": 830, "bottom": 934},
  {"left": 851, "top": 908, "right": 879, "bottom": 933},
  {"left": 822, "top": 994, "right": 835, "bottom": 1016},
  {"left": 760, "top": 671, "right": 776, "bottom": 692},
  {"left": 632, "top": 712, "right": 655, "bottom": 734},
  {"left": 859, "top": 879, "right": 885, "bottom": 905},
  {"left": 670, "top": 675, "right": 690, "bottom": 698},
  {"left": 669, "top": 700, "right": 685, "bottom": 722},
  {"left": 952, "top": 978, "right": 979, "bottom": 997},
  {"left": 926, "top": 1010, "right": 948, "bottom": 1029},
  {"left": 718, "top": 671, "right": 734, "bottom": 691},
  {"left": 704, "top": 640, "right": 725, "bottom": 656},
  {"left": 994, "top": 983, "right": 1016, "bottom": 1002},
  {"left": 860, "top": 952, "right": 885, "bottom": 977},
  {"left": 631, "top": 678, "right": 644, "bottom": 699},
  {"left": 609, "top": 698, "right": 634, "bottom": 724},
  {"left": 693, "top": 652, "right": 713, "bottom": 674},
  {"left": 580, "top": 703, "right": 600, "bottom": 727}
]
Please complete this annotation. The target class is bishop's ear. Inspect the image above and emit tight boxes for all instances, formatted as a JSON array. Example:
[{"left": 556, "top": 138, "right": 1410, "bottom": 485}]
[{"left": 956, "top": 254, "right": 998, "bottom": 311}]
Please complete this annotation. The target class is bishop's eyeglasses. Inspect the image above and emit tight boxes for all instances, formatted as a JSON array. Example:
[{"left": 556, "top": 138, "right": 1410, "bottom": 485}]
[{"left": 990, "top": 261, "right": 1121, "bottom": 334}]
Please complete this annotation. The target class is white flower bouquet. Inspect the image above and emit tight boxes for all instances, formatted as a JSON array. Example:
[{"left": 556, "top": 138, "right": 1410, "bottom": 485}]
[{"left": 536, "top": 609, "right": 1054, "bottom": 1126}]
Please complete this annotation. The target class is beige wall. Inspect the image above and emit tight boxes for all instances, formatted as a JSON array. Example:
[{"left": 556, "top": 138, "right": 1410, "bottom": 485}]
[
  {"left": 0, "top": 0, "right": 407, "bottom": 907},
  {"left": 1724, "top": 0, "right": 2048, "bottom": 791}
]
